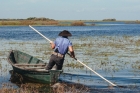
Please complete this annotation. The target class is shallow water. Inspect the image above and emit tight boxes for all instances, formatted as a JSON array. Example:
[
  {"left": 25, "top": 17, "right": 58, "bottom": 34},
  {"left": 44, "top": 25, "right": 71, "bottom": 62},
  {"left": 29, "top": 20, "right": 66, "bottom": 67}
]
[{"left": 1, "top": 23, "right": 140, "bottom": 92}]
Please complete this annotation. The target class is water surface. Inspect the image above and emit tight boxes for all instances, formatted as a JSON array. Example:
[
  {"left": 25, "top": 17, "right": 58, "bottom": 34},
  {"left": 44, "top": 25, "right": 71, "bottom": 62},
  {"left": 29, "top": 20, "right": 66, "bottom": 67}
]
[{"left": 0, "top": 22, "right": 140, "bottom": 92}]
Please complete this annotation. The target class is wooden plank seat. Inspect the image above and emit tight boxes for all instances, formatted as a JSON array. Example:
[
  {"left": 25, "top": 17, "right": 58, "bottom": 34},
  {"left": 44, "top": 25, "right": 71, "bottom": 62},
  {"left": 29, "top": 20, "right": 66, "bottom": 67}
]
[{"left": 14, "top": 63, "right": 46, "bottom": 66}]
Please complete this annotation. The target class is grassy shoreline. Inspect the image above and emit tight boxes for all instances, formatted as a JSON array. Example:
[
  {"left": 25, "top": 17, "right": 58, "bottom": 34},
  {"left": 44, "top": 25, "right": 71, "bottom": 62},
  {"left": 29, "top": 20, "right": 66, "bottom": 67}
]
[{"left": 0, "top": 20, "right": 140, "bottom": 26}]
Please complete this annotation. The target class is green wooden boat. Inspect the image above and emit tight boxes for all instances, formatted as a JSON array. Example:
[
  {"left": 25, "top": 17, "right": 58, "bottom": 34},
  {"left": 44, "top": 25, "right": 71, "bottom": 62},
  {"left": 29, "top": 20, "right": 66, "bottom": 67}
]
[{"left": 7, "top": 50, "right": 62, "bottom": 84}]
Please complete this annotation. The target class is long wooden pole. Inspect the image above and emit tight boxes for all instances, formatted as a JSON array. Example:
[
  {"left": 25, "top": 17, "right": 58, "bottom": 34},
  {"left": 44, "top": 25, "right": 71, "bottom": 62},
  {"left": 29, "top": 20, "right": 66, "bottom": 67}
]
[
  {"left": 29, "top": 25, "right": 117, "bottom": 87},
  {"left": 29, "top": 25, "right": 52, "bottom": 43},
  {"left": 67, "top": 53, "right": 117, "bottom": 86}
]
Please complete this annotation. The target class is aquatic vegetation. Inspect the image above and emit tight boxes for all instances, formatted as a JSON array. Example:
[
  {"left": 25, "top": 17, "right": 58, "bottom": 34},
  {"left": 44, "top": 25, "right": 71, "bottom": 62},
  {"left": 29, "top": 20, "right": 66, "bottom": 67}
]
[
  {"left": 1, "top": 36, "right": 140, "bottom": 72},
  {"left": 131, "top": 60, "right": 140, "bottom": 69},
  {"left": 0, "top": 51, "right": 5, "bottom": 56},
  {"left": 135, "top": 39, "right": 140, "bottom": 46},
  {"left": 0, "top": 83, "right": 52, "bottom": 93},
  {"left": 1, "top": 35, "right": 140, "bottom": 92},
  {"left": 0, "top": 82, "right": 89, "bottom": 93},
  {"left": 0, "top": 63, "right": 1, "bottom": 69},
  {"left": 96, "top": 52, "right": 114, "bottom": 57},
  {"left": 65, "top": 62, "right": 84, "bottom": 68},
  {"left": 52, "top": 82, "right": 89, "bottom": 93}
]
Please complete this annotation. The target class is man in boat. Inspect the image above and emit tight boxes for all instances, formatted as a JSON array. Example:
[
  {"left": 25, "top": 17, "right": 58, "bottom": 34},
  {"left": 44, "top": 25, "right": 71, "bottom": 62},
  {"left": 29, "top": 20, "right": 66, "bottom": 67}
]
[{"left": 45, "top": 30, "right": 75, "bottom": 70}]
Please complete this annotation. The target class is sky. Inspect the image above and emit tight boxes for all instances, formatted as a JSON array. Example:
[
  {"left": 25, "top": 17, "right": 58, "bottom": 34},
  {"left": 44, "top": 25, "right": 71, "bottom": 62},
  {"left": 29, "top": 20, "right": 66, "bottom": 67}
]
[{"left": 0, "top": 0, "right": 140, "bottom": 20}]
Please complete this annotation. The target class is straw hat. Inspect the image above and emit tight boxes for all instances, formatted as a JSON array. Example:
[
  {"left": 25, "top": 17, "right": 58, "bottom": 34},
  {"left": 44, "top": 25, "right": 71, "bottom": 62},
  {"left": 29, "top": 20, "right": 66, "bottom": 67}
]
[{"left": 58, "top": 30, "right": 72, "bottom": 36}]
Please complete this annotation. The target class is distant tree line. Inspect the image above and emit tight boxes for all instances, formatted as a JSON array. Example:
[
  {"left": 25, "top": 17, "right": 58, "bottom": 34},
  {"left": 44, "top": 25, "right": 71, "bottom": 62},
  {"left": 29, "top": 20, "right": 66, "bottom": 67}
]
[
  {"left": 0, "top": 19, "right": 24, "bottom": 21},
  {"left": 102, "top": 18, "right": 116, "bottom": 21},
  {"left": 0, "top": 17, "right": 59, "bottom": 26},
  {"left": 26, "top": 17, "right": 55, "bottom": 21},
  {"left": 0, "top": 17, "right": 55, "bottom": 21}
]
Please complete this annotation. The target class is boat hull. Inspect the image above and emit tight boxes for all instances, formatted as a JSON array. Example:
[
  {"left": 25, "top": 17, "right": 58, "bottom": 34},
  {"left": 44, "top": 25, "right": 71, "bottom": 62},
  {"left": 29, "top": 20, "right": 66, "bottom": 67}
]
[{"left": 8, "top": 50, "right": 62, "bottom": 84}]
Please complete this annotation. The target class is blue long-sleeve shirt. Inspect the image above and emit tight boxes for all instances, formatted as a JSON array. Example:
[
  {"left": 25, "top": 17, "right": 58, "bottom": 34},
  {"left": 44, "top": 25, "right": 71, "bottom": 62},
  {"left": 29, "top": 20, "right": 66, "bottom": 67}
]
[{"left": 54, "top": 36, "right": 72, "bottom": 55}]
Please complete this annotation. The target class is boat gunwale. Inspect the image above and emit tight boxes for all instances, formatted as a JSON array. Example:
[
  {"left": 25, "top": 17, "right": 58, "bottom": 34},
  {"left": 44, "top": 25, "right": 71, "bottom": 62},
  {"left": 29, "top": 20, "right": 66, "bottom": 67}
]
[
  {"left": 7, "top": 50, "right": 63, "bottom": 73},
  {"left": 7, "top": 50, "right": 49, "bottom": 72}
]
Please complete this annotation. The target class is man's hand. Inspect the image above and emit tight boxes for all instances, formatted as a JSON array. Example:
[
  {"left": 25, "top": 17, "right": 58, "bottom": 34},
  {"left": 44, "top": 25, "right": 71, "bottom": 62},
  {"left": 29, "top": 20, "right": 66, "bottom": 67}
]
[
  {"left": 50, "top": 41, "right": 55, "bottom": 49},
  {"left": 67, "top": 52, "right": 77, "bottom": 60},
  {"left": 70, "top": 52, "right": 75, "bottom": 58},
  {"left": 68, "top": 46, "right": 75, "bottom": 58}
]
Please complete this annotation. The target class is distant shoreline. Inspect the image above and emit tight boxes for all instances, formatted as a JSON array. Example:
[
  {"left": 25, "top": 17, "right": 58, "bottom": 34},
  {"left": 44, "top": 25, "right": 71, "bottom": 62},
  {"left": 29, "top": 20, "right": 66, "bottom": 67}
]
[{"left": 0, "top": 19, "right": 139, "bottom": 26}]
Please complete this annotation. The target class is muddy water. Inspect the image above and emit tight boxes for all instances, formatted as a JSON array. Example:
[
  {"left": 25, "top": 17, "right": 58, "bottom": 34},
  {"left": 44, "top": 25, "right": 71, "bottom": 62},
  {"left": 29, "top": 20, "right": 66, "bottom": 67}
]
[{"left": 0, "top": 24, "right": 140, "bottom": 92}]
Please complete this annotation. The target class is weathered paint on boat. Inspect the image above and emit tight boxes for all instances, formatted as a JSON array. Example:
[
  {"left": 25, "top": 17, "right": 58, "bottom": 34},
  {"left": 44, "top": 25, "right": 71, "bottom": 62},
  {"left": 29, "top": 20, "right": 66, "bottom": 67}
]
[{"left": 7, "top": 50, "right": 62, "bottom": 84}]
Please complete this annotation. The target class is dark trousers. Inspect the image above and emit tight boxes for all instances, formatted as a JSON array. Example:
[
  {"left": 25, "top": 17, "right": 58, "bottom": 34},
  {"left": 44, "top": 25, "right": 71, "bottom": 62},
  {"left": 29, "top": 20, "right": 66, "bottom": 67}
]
[{"left": 46, "top": 54, "right": 64, "bottom": 70}]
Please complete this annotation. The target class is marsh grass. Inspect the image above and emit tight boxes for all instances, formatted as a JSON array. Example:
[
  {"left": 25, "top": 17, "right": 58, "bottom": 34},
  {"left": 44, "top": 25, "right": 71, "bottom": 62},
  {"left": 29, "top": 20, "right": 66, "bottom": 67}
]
[
  {"left": 0, "top": 64, "right": 1, "bottom": 69},
  {"left": 135, "top": 39, "right": 140, "bottom": 46},
  {"left": 0, "top": 82, "right": 89, "bottom": 93},
  {"left": 70, "top": 36, "right": 140, "bottom": 72},
  {"left": 52, "top": 82, "right": 89, "bottom": 93},
  {"left": 131, "top": 61, "right": 140, "bottom": 69},
  {"left": 96, "top": 52, "right": 115, "bottom": 57},
  {"left": 65, "top": 62, "right": 84, "bottom": 68},
  {"left": 3, "top": 36, "right": 140, "bottom": 71},
  {"left": 0, "top": 83, "right": 52, "bottom": 93},
  {"left": 132, "top": 48, "right": 140, "bottom": 54},
  {"left": 0, "top": 51, "right": 6, "bottom": 56},
  {"left": 1, "top": 35, "right": 140, "bottom": 92}
]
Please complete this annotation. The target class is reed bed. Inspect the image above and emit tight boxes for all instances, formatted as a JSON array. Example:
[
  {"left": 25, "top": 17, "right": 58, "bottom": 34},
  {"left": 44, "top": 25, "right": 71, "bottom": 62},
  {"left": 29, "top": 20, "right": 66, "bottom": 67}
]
[
  {"left": 1, "top": 36, "right": 140, "bottom": 72},
  {"left": 0, "top": 82, "right": 89, "bottom": 93},
  {"left": 0, "top": 83, "right": 51, "bottom": 93},
  {"left": 1, "top": 35, "right": 140, "bottom": 92},
  {"left": 52, "top": 82, "right": 89, "bottom": 93}
]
